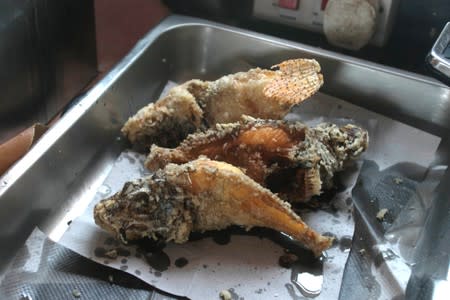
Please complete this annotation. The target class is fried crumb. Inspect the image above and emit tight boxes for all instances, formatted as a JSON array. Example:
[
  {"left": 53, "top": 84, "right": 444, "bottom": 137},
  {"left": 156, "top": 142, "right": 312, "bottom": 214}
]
[
  {"left": 376, "top": 208, "right": 388, "bottom": 221},
  {"left": 72, "top": 288, "right": 81, "bottom": 298},
  {"left": 393, "top": 177, "right": 403, "bottom": 185},
  {"left": 94, "top": 158, "right": 334, "bottom": 257},
  {"left": 104, "top": 249, "right": 118, "bottom": 259},
  {"left": 122, "top": 59, "right": 324, "bottom": 148},
  {"left": 219, "top": 289, "right": 232, "bottom": 300},
  {"left": 359, "top": 249, "right": 366, "bottom": 255}
]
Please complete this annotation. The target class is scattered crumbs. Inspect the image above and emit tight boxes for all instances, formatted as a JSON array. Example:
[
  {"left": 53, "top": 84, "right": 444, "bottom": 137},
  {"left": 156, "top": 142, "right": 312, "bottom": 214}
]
[
  {"left": 219, "top": 289, "right": 232, "bottom": 300},
  {"left": 393, "top": 177, "right": 403, "bottom": 185},
  {"left": 203, "top": 264, "right": 208, "bottom": 269},
  {"left": 67, "top": 220, "right": 72, "bottom": 226},
  {"left": 103, "top": 260, "right": 110, "bottom": 265},
  {"left": 278, "top": 253, "right": 298, "bottom": 268},
  {"left": 154, "top": 271, "right": 162, "bottom": 277},
  {"left": 255, "top": 288, "right": 263, "bottom": 294},
  {"left": 135, "top": 270, "right": 141, "bottom": 276},
  {"left": 103, "top": 249, "right": 117, "bottom": 259},
  {"left": 121, "top": 258, "right": 128, "bottom": 264},
  {"left": 120, "top": 265, "right": 128, "bottom": 271},
  {"left": 376, "top": 208, "right": 388, "bottom": 221},
  {"left": 108, "top": 274, "right": 114, "bottom": 283},
  {"left": 359, "top": 249, "right": 366, "bottom": 255},
  {"left": 72, "top": 288, "right": 81, "bottom": 298}
]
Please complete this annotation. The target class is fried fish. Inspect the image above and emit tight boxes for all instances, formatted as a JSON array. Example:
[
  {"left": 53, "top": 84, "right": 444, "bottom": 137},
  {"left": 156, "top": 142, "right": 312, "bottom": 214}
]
[
  {"left": 121, "top": 59, "right": 323, "bottom": 148},
  {"left": 145, "top": 117, "right": 368, "bottom": 202},
  {"left": 94, "top": 158, "right": 333, "bottom": 256}
]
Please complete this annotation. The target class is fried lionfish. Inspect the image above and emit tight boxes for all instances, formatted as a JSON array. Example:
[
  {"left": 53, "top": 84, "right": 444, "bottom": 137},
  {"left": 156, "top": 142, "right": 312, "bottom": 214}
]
[
  {"left": 122, "top": 59, "right": 323, "bottom": 148},
  {"left": 146, "top": 117, "right": 368, "bottom": 202},
  {"left": 94, "top": 158, "right": 333, "bottom": 256}
]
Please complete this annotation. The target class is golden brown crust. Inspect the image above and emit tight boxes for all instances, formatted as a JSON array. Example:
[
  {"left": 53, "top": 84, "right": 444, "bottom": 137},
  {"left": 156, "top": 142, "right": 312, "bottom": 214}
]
[
  {"left": 145, "top": 117, "right": 368, "bottom": 202},
  {"left": 264, "top": 59, "right": 323, "bottom": 107},
  {"left": 94, "top": 158, "right": 332, "bottom": 256},
  {"left": 121, "top": 83, "right": 205, "bottom": 148},
  {"left": 121, "top": 59, "right": 323, "bottom": 148}
]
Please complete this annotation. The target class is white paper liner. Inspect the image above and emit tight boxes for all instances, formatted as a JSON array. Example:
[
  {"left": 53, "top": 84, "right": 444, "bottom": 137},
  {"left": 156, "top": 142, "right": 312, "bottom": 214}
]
[{"left": 56, "top": 88, "right": 441, "bottom": 300}]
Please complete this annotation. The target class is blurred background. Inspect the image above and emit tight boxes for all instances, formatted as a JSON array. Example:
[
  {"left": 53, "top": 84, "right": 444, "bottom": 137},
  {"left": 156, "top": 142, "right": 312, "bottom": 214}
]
[{"left": 0, "top": 0, "right": 449, "bottom": 172}]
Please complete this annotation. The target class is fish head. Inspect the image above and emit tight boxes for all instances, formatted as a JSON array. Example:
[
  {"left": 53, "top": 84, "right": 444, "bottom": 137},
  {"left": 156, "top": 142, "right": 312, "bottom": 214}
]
[
  {"left": 94, "top": 176, "right": 162, "bottom": 243},
  {"left": 317, "top": 123, "right": 369, "bottom": 162}
]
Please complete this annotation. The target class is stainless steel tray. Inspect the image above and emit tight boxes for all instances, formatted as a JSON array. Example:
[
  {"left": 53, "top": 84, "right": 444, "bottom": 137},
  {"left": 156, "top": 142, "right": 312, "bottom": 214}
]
[{"left": 1, "top": 15, "right": 449, "bottom": 299}]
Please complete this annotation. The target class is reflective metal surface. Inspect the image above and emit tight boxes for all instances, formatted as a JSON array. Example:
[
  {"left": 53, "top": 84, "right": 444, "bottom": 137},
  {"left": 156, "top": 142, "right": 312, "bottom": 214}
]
[
  {"left": 406, "top": 167, "right": 450, "bottom": 300},
  {"left": 0, "top": 0, "right": 97, "bottom": 142},
  {"left": 0, "top": 15, "right": 449, "bottom": 299},
  {"left": 427, "top": 22, "right": 450, "bottom": 85}
]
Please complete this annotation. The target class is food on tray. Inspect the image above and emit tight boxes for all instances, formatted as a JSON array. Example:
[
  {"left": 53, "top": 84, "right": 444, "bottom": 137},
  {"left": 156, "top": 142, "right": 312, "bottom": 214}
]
[
  {"left": 145, "top": 116, "right": 368, "bottom": 202},
  {"left": 94, "top": 158, "right": 333, "bottom": 256},
  {"left": 94, "top": 58, "right": 369, "bottom": 258},
  {"left": 121, "top": 59, "right": 323, "bottom": 148}
]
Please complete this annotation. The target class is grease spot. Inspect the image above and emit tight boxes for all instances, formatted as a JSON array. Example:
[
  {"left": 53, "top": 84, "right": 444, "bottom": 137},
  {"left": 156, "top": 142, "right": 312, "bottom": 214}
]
[
  {"left": 175, "top": 257, "right": 188, "bottom": 268},
  {"left": 339, "top": 236, "right": 352, "bottom": 252},
  {"left": 145, "top": 251, "right": 170, "bottom": 272},
  {"left": 116, "top": 248, "right": 131, "bottom": 257},
  {"left": 345, "top": 197, "right": 352, "bottom": 206},
  {"left": 212, "top": 231, "right": 231, "bottom": 245},
  {"left": 104, "top": 237, "right": 115, "bottom": 246}
]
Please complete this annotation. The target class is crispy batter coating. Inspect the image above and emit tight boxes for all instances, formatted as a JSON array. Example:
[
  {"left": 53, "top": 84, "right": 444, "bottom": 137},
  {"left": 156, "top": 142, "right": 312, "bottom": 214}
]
[
  {"left": 121, "top": 59, "right": 323, "bottom": 148},
  {"left": 145, "top": 117, "right": 368, "bottom": 202},
  {"left": 94, "top": 158, "right": 333, "bottom": 256}
]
